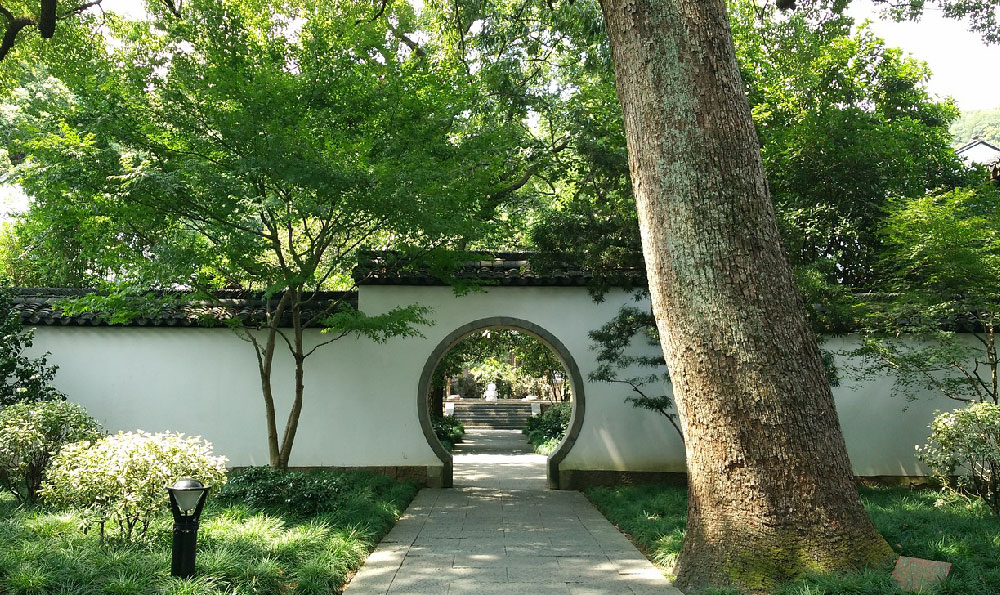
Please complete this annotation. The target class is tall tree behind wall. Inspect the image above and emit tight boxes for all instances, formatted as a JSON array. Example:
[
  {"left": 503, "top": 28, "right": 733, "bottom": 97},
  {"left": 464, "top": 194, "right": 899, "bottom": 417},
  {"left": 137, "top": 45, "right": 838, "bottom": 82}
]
[
  {"left": 532, "top": 1, "right": 968, "bottom": 289},
  {"left": 951, "top": 107, "right": 1000, "bottom": 146}
]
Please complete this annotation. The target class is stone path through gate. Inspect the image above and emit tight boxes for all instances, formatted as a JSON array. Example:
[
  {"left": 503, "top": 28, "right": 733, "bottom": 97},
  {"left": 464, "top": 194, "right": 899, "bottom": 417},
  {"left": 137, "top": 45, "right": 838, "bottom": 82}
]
[{"left": 345, "top": 429, "right": 683, "bottom": 594}]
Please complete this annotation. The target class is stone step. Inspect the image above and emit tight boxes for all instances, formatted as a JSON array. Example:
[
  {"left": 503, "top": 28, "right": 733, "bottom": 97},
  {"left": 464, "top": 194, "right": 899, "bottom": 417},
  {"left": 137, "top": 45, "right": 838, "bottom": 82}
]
[
  {"left": 453, "top": 411, "right": 530, "bottom": 417},
  {"left": 448, "top": 402, "right": 536, "bottom": 430}
]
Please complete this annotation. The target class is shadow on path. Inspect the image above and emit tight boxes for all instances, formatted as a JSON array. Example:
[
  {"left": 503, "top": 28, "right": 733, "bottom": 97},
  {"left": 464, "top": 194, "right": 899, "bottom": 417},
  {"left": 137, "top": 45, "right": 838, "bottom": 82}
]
[{"left": 452, "top": 429, "right": 546, "bottom": 491}]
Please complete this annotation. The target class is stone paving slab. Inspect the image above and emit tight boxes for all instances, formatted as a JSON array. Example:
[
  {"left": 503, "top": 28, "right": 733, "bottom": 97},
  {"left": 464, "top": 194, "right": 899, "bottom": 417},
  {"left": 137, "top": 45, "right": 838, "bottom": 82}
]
[{"left": 345, "top": 430, "right": 683, "bottom": 594}]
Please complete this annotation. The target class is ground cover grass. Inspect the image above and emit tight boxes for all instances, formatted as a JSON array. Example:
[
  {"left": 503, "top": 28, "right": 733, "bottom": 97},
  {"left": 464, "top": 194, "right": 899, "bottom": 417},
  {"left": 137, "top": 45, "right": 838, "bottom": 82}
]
[
  {"left": 0, "top": 468, "right": 419, "bottom": 595},
  {"left": 586, "top": 484, "right": 1000, "bottom": 594}
]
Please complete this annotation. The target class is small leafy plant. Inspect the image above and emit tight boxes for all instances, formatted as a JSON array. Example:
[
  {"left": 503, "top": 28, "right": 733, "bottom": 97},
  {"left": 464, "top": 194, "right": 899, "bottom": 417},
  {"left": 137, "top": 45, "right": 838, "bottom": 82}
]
[
  {"left": 0, "top": 290, "right": 65, "bottom": 407},
  {"left": 524, "top": 402, "right": 572, "bottom": 454},
  {"left": 432, "top": 415, "right": 465, "bottom": 450},
  {"left": 41, "top": 431, "right": 228, "bottom": 539},
  {"left": 0, "top": 400, "right": 103, "bottom": 502},
  {"left": 918, "top": 402, "right": 1000, "bottom": 514}
]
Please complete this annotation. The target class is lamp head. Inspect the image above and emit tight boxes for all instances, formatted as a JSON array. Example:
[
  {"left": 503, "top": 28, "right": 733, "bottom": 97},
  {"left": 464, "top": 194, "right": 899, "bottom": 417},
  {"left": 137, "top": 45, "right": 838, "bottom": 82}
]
[{"left": 167, "top": 478, "right": 208, "bottom": 516}]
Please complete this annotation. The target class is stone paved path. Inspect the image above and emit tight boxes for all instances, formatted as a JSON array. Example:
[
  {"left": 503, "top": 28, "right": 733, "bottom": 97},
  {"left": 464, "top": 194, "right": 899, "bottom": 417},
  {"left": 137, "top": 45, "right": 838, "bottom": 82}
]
[{"left": 345, "top": 429, "right": 683, "bottom": 594}]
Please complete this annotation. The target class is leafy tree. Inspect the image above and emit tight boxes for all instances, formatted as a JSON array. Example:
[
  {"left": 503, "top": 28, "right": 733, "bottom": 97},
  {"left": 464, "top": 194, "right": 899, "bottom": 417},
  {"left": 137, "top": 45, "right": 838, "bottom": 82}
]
[
  {"left": 3, "top": 0, "right": 513, "bottom": 468},
  {"left": 734, "top": 5, "right": 969, "bottom": 286},
  {"left": 951, "top": 107, "right": 1000, "bottom": 146},
  {"left": 587, "top": 305, "right": 683, "bottom": 437},
  {"left": 851, "top": 185, "right": 1000, "bottom": 406},
  {"left": 880, "top": 0, "right": 1000, "bottom": 43},
  {"left": 0, "top": 290, "right": 64, "bottom": 406},
  {"left": 540, "top": 3, "right": 945, "bottom": 467},
  {"left": 534, "top": 2, "right": 969, "bottom": 289}
]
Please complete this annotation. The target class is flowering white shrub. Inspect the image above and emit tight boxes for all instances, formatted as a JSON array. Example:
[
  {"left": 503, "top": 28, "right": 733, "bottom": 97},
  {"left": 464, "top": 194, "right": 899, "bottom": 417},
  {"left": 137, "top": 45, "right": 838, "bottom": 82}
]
[
  {"left": 41, "top": 430, "right": 228, "bottom": 539},
  {"left": 0, "top": 400, "right": 103, "bottom": 502},
  {"left": 917, "top": 402, "right": 1000, "bottom": 514}
]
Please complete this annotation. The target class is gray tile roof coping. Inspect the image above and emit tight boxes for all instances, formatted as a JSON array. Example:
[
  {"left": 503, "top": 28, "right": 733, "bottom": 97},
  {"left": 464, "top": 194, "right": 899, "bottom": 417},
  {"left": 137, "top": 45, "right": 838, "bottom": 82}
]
[{"left": 10, "top": 288, "right": 358, "bottom": 328}]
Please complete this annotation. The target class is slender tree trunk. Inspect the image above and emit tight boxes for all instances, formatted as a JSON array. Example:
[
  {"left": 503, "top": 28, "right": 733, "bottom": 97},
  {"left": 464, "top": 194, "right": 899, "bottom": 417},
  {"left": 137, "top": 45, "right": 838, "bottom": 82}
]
[
  {"left": 598, "top": 1, "right": 894, "bottom": 591},
  {"left": 278, "top": 292, "right": 306, "bottom": 469},
  {"left": 258, "top": 292, "right": 292, "bottom": 468}
]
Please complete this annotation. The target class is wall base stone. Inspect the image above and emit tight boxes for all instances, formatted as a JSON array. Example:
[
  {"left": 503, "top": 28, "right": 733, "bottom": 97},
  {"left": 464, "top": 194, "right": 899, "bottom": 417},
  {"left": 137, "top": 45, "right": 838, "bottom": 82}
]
[
  {"left": 558, "top": 470, "right": 938, "bottom": 491},
  {"left": 559, "top": 470, "right": 687, "bottom": 490}
]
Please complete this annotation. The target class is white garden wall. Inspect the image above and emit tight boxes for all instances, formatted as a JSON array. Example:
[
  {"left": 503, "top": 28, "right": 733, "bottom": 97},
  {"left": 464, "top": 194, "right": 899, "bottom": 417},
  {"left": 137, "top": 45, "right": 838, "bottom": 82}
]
[{"left": 25, "top": 285, "right": 959, "bottom": 487}]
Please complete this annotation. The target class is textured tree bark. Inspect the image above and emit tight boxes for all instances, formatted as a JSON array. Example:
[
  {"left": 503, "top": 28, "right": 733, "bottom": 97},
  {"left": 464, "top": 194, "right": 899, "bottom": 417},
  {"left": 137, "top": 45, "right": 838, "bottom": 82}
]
[{"left": 597, "top": 0, "right": 895, "bottom": 592}]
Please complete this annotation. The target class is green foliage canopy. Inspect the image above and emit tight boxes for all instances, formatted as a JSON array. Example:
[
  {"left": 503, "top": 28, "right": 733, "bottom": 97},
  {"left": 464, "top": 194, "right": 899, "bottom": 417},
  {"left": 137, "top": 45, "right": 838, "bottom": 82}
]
[
  {"left": 531, "top": 2, "right": 970, "bottom": 288},
  {"left": 435, "top": 328, "right": 569, "bottom": 400}
]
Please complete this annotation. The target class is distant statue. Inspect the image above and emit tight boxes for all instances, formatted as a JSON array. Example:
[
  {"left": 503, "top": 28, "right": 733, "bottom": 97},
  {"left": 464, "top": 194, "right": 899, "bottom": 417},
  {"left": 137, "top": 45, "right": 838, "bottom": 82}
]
[{"left": 484, "top": 382, "right": 498, "bottom": 401}]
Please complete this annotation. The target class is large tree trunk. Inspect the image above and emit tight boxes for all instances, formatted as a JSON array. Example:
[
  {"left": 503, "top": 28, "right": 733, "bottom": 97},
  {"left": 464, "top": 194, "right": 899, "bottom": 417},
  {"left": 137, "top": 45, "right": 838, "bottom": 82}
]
[{"left": 598, "top": 0, "right": 894, "bottom": 591}]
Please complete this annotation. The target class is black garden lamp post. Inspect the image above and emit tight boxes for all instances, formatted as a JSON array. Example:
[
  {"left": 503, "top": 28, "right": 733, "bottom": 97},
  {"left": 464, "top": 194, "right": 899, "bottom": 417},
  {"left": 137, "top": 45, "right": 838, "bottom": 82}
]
[{"left": 166, "top": 477, "right": 210, "bottom": 578}]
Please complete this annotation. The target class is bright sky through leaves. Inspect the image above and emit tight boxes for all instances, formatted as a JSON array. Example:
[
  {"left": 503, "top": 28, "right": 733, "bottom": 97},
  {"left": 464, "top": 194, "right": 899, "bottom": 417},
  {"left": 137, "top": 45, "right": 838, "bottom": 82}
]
[
  {"left": 848, "top": 0, "right": 1000, "bottom": 111},
  {"left": 96, "top": 0, "right": 997, "bottom": 110}
]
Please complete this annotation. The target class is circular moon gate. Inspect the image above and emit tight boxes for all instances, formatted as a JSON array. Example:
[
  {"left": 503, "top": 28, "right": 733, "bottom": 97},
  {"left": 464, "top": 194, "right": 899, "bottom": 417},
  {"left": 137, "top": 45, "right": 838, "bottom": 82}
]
[{"left": 416, "top": 317, "right": 586, "bottom": 488}]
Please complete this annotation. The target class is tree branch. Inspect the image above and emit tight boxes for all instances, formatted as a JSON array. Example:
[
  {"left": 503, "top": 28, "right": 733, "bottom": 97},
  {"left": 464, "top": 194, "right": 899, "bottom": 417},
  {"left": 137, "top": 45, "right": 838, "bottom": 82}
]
[
  {"left": 157, "top": 0, "right": 182, "bottom": 18},
  {"left": 386, "top": 21, "right": 425, "bottom": 58},
  {"left": 482, "top": 138, "right": 570, "bottom": 217},
  {"left": 357, "top": 0, "right": 389, "bottom": 24},
  {"left": 58, "top": 0, "right": 101, "bottom": 19},
  {"left": 0, "top": 8, "right": 34, "bottom": 62}
]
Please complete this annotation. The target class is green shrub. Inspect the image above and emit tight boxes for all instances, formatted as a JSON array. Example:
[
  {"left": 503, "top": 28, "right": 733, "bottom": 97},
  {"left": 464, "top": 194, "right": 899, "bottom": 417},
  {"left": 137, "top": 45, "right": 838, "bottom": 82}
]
[
  {"left": 0, "top": 401, "right": 103, "bottom": 502},
  {"left": 918, "top": 402, "right": 1000, "bottom": 514},
  {"left": 215, "top": 467, "right": 347, "bottom": 516},
  {"left": 432, "top": 415, "right": 464, "bottom": 450},
  {"left": 533, "top": 437, "right": 561, "bottom": 456},
  {"left": 41, "top": 431, "right": 228, "bottom": 540},
  {"left": 524, "top": 402, "right": 572, "bottom": 452},
  {"left": 215, "top": 468, "right": 419, "bottom": 529}
]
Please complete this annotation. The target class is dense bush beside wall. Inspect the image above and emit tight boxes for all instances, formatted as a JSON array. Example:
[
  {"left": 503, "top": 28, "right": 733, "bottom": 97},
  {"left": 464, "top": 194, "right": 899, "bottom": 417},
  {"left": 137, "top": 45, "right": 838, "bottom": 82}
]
[
  {"left": 41, "top": 431, "right": 228, "bottom": 540},
  {"left": 0, "top": 401, "right": 103, "bottom": 502},
  {"left": 525, "top": 402, "right": 572, "bottom": 454},
  {"left": 432, "top": 415, "right": 465, "bottom": 450},
  {"left": 216, "top": 467, "right": 420, "bottom": 531},
  {"left": 918, "top": 402, "right": 1000, "bottom": 514}
]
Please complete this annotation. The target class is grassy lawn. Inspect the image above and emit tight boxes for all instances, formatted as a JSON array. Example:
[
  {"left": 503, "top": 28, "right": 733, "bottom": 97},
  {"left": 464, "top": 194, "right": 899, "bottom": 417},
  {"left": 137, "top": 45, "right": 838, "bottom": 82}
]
[
  {"left": 0, "top": 469, "right": 419, "bottom": 595},
  {"left": 586, "top": 484, "right": 1000, "bottom": 594}
]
